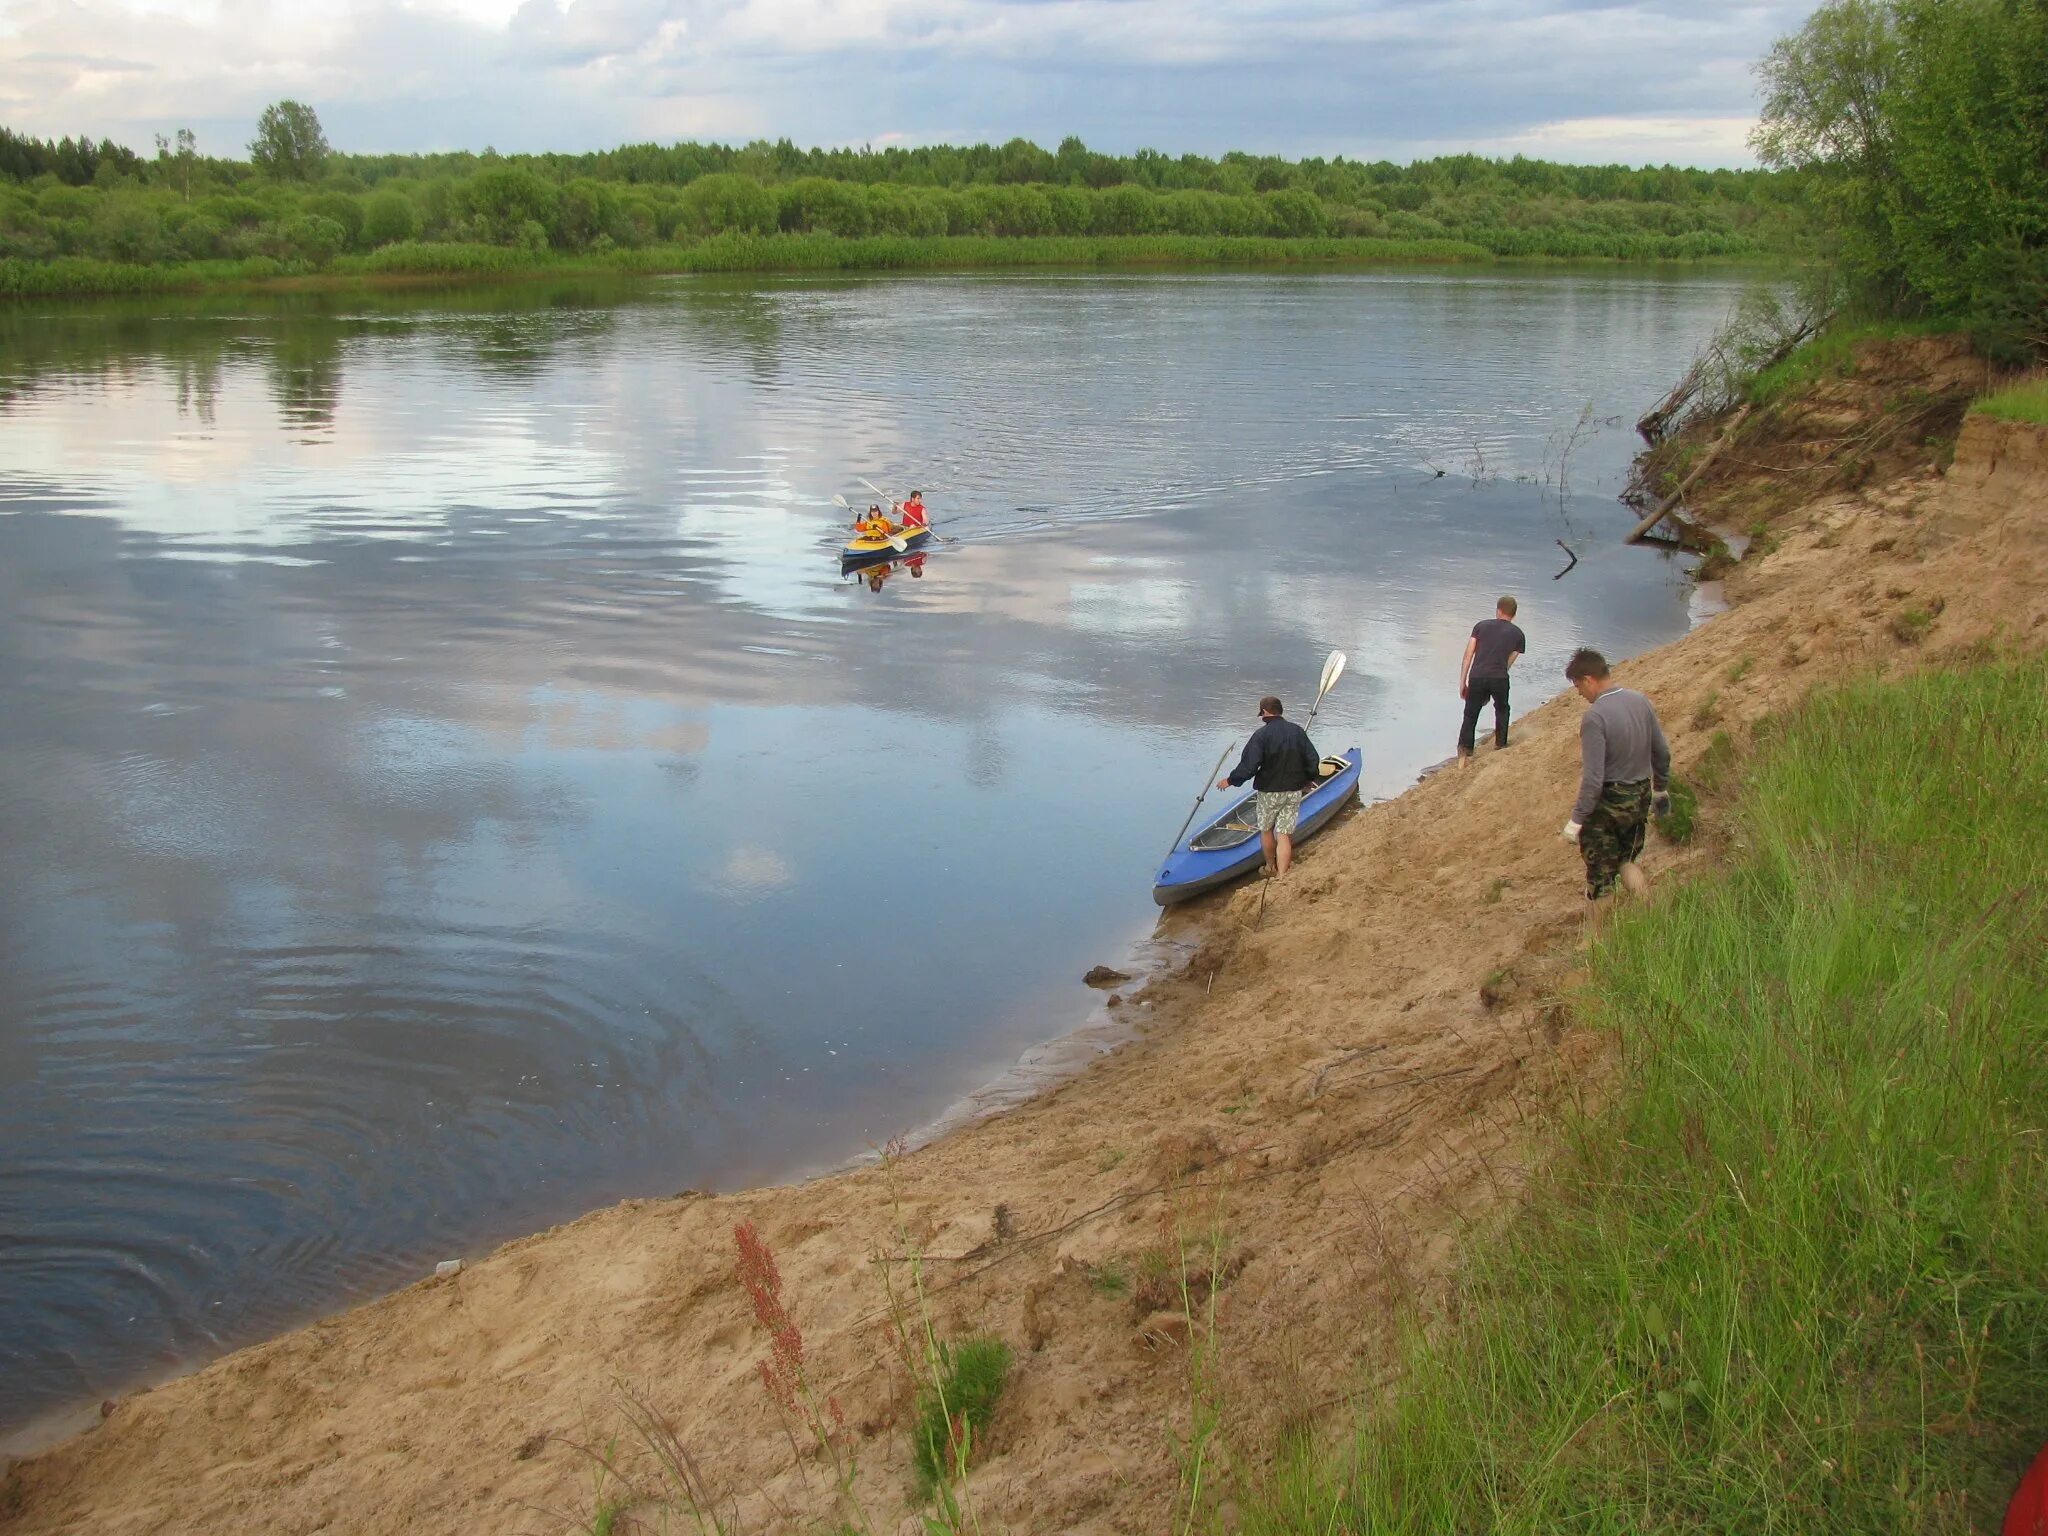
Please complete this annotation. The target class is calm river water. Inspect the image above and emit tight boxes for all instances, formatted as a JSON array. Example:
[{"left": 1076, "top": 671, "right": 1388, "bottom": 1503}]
[{"left": 0, "top": 268, "right": 1745, "bottom": 1432}]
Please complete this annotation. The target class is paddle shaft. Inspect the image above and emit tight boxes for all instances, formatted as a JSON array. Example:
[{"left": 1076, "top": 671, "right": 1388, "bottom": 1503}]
[{"left": 1166, "top": 740, "right": 1238, "bottom": 857}]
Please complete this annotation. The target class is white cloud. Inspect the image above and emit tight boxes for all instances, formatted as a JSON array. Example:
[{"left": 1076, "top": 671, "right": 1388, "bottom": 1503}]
[
  {"left": 1486, "top": 114, "right": 1761, "bottom": 165},
  {"left": 0, "top": 0, "right": 1813, "bottom": 165},
  {"left": 713, "top": 844, "right": 795, "bottom": 898}
]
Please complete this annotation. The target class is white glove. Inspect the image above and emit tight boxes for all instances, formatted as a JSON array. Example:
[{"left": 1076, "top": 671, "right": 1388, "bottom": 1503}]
[{"left": 1561, "top": 819, "right": 1582, "bottom": 844}]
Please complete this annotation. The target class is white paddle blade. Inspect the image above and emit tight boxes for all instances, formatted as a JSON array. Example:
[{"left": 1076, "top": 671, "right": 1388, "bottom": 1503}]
[
  {"left": 888, "top": 534, "right": 907, "bottom": 552},
  {"left": 1317, "top": 650, "right": 1348, "bottom": 703},
  {"left": 832, "top": 494, "right": 851, "bottom": 508}
]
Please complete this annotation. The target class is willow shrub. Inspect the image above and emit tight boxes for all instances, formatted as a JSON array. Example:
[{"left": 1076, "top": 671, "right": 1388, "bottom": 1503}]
[
  {"left": 1884, "top": 0, "right": 2048, "bottom": 358},
  {"left": 1757, "top": 0, "right": 2048, "bottom": 356},
  {"left": 1248, "top": 660, "right": 2048, "bottom": 1533}
]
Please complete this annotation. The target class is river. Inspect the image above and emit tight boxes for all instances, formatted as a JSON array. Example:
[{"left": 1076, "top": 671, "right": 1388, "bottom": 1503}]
[{"left": 0, "top": 266, "right": 1743, "bottom": 1433}]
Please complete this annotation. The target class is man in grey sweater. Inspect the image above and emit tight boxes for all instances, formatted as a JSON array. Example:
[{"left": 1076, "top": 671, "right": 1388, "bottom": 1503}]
[{"left": 1560, "top": 648, "right": 1671, "bottom": 902}]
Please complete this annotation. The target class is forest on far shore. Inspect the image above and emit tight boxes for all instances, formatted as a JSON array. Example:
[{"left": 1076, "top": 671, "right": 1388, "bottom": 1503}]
[{"left": 0, "top": 111, "right": 1806, "bottom": 280}]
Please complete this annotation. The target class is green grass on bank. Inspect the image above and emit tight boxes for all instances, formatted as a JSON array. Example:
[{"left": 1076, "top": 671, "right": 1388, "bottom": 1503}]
[
  {"left": 1, "top": 229, "right": 1772, "bottom": 301},
  {"left": 1745, "top": 318, "right": 1966, "bottom": 408},
  {"left": 1971, "top": 377, "right": 2048, "bottom": 427},
  {"left": 1249, "top": 659, "right": 2048, "bottom": 1533}
]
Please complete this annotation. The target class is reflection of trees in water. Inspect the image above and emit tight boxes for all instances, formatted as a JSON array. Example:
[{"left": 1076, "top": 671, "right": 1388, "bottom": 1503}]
[
  {"left": 0, "top": 306, "right": 231, "bottom": 408},
  {"left": 0, "top": 280, "right": 833, "bottom": 443},
  {"left": 171, "top": 352, "right": 223, "bottom": 426},
  {"left": 265, "top": 327, "right": 348, "bottom": 436},
  {"left": 0, "top": 281, "right": 665, "bottom": 427},
  {"left": 434, "top": 307, "right": 618, "bottom": 383},
  {"left": 668, "top": 283, "right": 789, "bottom": 385}
]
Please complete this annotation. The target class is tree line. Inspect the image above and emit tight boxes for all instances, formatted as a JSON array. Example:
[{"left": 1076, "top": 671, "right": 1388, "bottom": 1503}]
[
  {"left": 1755, "top": 0, "right": 2046, "bottom": 355},
  {"left": 0, "top": 104, "right": 1806, "bottom": 274},
  {"left": 0, "top": 129, "right": 144, "bottom": 186}
]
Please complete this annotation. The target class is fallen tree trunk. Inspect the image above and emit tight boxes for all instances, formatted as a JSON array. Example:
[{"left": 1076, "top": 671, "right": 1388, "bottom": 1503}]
[{"left": 1625, "top": 405, "right": 1750, "bottom": 544}]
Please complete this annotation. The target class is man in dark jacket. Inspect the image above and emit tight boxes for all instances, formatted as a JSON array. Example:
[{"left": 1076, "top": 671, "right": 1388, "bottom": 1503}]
[{"left": 1218, "top": 695, "right": 1323, "bottom": 879}]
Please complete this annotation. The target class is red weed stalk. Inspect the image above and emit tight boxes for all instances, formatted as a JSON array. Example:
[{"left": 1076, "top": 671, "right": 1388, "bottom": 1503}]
[
  {"left": 735, "top": 1220, "right": 803, "bottom": 1412},
  {"left": 732, "top": 1220, "right": 871, "bottom": 1530}
]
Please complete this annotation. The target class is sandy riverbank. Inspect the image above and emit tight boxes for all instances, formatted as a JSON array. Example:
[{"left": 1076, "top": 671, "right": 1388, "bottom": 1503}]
[{"left": 3, "top": 339, "right": 2043, "bottom": 1535}]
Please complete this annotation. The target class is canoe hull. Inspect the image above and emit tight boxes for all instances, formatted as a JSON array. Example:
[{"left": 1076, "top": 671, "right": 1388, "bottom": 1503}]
[
  {"left": 1152, "top": 747, "right": 1362, "bottom": 906},
  {"left": 841, "top": 524, "right": 932, "bottom": 565}
]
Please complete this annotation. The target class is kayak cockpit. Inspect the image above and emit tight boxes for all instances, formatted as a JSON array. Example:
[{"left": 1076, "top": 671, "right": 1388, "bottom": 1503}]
[{"left": 1185, "top": 758, "right": 1353, "bottom": 852}]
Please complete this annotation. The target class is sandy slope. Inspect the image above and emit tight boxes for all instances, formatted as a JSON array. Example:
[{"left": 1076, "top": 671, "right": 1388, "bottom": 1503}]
[{"left": 4, "top": 387, "right": 2044, "bottom": 1536}]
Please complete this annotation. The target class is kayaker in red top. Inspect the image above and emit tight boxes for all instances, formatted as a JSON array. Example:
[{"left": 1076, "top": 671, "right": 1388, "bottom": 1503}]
[{"left": 898, "top": 492, "right": 928, "bottom": 529}]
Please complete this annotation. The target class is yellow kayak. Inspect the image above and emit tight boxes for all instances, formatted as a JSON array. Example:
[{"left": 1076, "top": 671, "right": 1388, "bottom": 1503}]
[{"left": 842, "top": 523, "right": 933, "bottom": 559}]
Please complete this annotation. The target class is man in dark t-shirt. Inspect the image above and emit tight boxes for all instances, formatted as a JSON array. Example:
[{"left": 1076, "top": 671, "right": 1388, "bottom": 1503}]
[{"left": 1457, "top": 596, "right": 1527, "bottom": 764}]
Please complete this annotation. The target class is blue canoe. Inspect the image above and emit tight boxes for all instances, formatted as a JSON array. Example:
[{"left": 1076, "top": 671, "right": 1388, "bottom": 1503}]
[{"left": 1152, "top": 748, "right": 1362, "bottom": 906}]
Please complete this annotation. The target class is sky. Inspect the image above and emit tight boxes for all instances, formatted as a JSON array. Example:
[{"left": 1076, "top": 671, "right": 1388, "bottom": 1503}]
[{"left": 0, "top": 0, "right": 1814, "bottom": 168}]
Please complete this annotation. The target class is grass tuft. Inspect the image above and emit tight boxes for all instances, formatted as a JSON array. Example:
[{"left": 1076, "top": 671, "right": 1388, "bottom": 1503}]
[
  {"left": 1245, "top": 658, "right": 2048, "bottom": 1534},
  {"left": 1654, "top": 777, "right": 1699, "bottom": 844},
  {"left": 1892, "top": 606, "right": 1935, "bottom": 644},
  {"left": 912, "top": 1338, "right": 1013, "bottom": 1495},
  {"left": 1970, "top": 377, "right": 2048, "bottom": 426},
  {"left": 1693, "top": 729, "right": 1737, "bottom": 795}
]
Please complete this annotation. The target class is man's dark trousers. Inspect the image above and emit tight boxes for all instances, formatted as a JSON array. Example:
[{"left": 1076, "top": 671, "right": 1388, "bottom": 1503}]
[{"left": 1460, "top": 675, "right": 1511, "bottom": 753}]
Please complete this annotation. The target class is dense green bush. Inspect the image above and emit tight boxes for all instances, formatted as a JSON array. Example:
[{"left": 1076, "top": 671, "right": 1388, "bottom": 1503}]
[
  {"left": 676, "top": 172, "right": 777, "bottom": 237},
  {"left": 1756, "top": 0, "right": 2048, "bottom": 355},
  {"left": 303, "top": 191, "right": 365, "bottom": 246},
  {"left": 278, "top": 214, "right": 347, "bottom": 266},
  {"left": 464, "top": 166, "right": 559, "bottom": 244},
  {"left": 360, "top": 189, "right": 419, "bottom": 246}
]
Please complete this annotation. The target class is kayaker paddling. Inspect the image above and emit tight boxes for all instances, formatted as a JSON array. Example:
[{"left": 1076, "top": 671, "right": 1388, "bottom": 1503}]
[
  {"left": 1218, "top": 695, "right": 1324, "bottom": 880},
  {"left": 898, "top": 491, "right": 928, "bottom": 529}
]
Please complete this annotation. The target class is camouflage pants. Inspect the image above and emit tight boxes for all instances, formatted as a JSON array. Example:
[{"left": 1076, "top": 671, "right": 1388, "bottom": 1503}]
[
  {"left": 1581, "top": 778, "right": 1650, "bottom": 900},
  {"left": 1255, "top": 789, "right": 1305, "bottom": 835}
]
